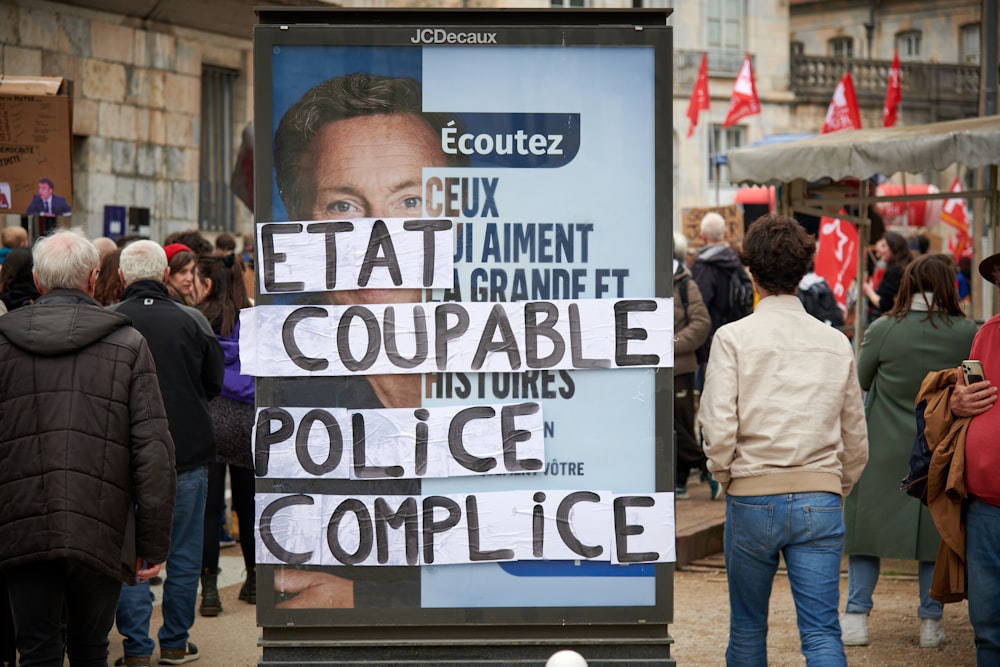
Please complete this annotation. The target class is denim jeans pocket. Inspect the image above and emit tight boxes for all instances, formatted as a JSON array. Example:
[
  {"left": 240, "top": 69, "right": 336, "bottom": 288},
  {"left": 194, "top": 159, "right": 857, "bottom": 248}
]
[
  {"left": 802, "top": 504, "right": 844, "bottom": 549},
  {"left": 729, "top": 499, "right": 774, "bottom": 554}
]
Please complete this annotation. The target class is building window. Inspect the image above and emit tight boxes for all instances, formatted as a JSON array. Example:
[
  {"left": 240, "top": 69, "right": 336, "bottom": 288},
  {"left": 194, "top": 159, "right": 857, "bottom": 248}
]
[
  {"left": 707, "top": 0, "right": 744, "bottom": 75},
  {"left": 551, "top": 0, "right": 586, "bottom": 6},
  {"left": 896, "top": 30, "right": 922, "bottom": 60},
  {"left": 199, "top": 66, "right": 237, "bottom": 233},
  {"left": 790, "top": 41, "right": 804, "bottom": 57},
  {"left": 709, "top": 124, "right": 745, "bottom": 184},
  {"left": 829, "top": 37, "right": 854, "bottom": 58},
  {"left": 961, "top": 23, "right": 981, "bottom": 65}
]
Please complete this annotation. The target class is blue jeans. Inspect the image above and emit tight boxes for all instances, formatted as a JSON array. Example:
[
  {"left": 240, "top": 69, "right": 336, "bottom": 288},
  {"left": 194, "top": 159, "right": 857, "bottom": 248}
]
[
  {"left": 117, "top": 466, "right": 208, "bottom": 656},
  {"left": 724, "top": 492, "right": 846, "bottom": 667},
  {"left": 846, "top": 555, "right": 942, "bottom": 619},
  {"left": 967, "top": 499, "right": 1000, "bottom": 665}
]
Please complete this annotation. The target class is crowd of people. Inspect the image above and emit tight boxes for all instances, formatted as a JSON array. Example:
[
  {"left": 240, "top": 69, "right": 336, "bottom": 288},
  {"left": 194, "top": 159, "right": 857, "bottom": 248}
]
[
  {"left": 0, "top": 225, "right": 257, "bottom": 666},
  {"left": 686, "top": 210, "right": 1000, "bottom": 666},
  {"left": 1, "top": 207, "right": 999, "bottom": 667}
]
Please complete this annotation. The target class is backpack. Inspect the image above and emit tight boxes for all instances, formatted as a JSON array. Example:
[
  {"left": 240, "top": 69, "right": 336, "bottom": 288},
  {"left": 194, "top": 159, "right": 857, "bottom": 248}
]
[
  {"left": 723, "top": 266, "right": 754, "bottom": 324},
  {"left": 797, "top": 282, "right": 845, "bottom": 327},
  {"left": 900, "top": 398, "right": 932, "bottom": 505}
]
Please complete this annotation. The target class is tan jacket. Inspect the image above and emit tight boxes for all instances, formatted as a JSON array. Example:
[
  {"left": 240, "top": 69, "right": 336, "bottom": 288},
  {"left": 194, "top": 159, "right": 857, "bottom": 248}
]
[
  {"left": 917, "top": 368, "right": 970, "bottom": 603},
  {"left": 699, "top": 295, "right": 868, "bottom": 497}
]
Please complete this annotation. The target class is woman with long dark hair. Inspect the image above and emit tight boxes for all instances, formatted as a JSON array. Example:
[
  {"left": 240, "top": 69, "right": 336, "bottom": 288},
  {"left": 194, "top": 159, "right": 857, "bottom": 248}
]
[
  {"left": 191, "top": 252, "right": 256, "bottom": 615},
  {"left": 843, "top": 254, "right": 978, "bottom": 648},
  {"left": 863, "top": 230, "right": 912, "bottom": 321}
]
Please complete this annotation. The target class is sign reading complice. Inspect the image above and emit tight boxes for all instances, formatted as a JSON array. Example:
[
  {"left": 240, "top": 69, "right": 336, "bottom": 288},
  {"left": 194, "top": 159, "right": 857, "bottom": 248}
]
[{"left": 256, "top": 490, "right": 675, "bottom": 567}]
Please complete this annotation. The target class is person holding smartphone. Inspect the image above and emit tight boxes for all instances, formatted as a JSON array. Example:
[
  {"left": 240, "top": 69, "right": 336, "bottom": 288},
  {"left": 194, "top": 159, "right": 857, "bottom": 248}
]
[
  {"left": 950, "top": 251, "right": 1000, "bottom": 666},
  {"left": 841, "top": 254, "right": 978, "bottom": 649}
]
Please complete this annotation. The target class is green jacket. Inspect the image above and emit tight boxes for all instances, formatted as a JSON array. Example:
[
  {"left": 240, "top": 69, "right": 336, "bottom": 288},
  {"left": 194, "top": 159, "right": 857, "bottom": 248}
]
[{"left": 844, "top": 309, "right": 978, "bottom": 560}]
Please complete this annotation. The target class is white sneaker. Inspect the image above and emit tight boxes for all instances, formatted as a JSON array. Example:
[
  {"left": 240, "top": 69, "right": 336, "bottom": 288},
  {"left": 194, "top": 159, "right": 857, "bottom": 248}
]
[
  {"left": 840, "top": 612, "right": 869, "bottom": 646},
  {"left": 920, "top": 618, "right": 946, "bottom": 648}
]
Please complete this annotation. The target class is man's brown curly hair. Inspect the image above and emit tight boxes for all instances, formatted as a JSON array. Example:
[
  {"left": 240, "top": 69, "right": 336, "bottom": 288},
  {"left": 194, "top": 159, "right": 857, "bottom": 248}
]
[{"left": 739, "top": 213, "right": 815, "bottom": 295}]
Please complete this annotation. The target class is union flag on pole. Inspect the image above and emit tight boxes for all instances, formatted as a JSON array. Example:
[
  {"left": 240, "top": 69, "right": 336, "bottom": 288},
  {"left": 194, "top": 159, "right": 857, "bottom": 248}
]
[
  {"left": 883, "top": 49, "right": 902, "bottom": 127},
  {"left": 686, "top": 53, "right": 711, "bottom": 138},
  {"left": 815, "top": 214, "right": 858, "bottom": 312},
  {"left": 942, "top": 178, "right": 973, "bottom": 261},
  {"left": 821, "top": 72, "right": 862, "bottom": 133},
  {"left": 722, "top": 54, "right": 760, "bottom": 128}
]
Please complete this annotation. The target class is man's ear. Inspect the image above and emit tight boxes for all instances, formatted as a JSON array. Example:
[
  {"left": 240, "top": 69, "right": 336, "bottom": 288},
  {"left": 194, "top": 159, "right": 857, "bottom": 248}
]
[
  {"left": 162, "top": 266, "right": 170, "bottom": 284},
  {"left": 32, "top": 271, "right": 45, "bottom": 294}
]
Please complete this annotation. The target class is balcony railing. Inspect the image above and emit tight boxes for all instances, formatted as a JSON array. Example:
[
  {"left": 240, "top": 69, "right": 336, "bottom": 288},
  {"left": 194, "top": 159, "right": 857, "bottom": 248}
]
[
  {"left": 790, "top": 54, "right": 979, "bottom": 110},
  {"left": 674, "top": 50, "right": 979, "bottom": 116}
]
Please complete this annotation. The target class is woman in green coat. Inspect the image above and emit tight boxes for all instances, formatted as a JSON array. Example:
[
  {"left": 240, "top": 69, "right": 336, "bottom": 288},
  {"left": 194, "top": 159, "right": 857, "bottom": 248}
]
[{"left": 842, "top": 253, "right": 979, "bottom": 649}]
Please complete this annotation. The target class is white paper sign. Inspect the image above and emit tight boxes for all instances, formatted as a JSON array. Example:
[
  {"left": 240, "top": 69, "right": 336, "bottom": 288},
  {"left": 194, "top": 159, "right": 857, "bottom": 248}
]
[
  {"left": 257, "top": 219, "right": 454, "bottom": 294},
  {"left": 240, "top": 297, "right": 674, "bottom": 377},
  {"left": 255, "top": 490, "right": 675, "bottom": 567},
  {"left": 253, "top": 403, "right": 545, "bottom": 480}
]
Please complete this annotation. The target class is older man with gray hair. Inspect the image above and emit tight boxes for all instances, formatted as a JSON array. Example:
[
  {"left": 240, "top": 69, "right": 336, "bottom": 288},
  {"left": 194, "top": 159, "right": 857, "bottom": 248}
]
[
  {"left": 112, "top": 240, "right": 223, "bottom": 667},
  {"left": 0, "top": 229, "right": 176, "bottom": 666},
  {"left": 691, "top": 211, "right": 753, "bottom": 371}
]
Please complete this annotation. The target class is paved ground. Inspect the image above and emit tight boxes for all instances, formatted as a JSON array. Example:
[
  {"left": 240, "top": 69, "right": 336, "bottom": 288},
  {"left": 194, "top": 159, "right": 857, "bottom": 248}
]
[{"left": 128, "top": 478, "right": 978, "bottom": 665}]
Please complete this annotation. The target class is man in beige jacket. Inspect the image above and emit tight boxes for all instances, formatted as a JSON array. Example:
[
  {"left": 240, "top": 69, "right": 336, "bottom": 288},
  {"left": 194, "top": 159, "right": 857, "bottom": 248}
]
[{"left": 699, "top": 213, "right": 868, "bottom": 667}]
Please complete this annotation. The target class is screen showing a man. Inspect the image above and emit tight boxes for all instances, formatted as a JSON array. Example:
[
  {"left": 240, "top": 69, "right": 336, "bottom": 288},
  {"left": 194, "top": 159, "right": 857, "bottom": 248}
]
[{"left": 25, "top": 178, "right": 71, "bottom": 217}]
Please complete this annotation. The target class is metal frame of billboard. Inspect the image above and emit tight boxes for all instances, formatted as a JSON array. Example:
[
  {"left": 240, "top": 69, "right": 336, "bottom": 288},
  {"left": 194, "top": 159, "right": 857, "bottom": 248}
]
[{"left": 252, "top": 8, "right": 675, "bottom": 664}]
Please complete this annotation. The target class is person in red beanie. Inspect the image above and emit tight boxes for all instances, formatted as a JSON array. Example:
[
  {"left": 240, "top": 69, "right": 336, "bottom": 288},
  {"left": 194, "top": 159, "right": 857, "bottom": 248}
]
[{"left": 163, "top": 243, "right": 196, "bottom": 305}]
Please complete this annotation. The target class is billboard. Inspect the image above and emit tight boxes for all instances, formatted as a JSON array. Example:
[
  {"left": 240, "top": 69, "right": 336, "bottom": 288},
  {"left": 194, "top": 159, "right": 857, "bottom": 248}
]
[{"left": 251, "top": 9, "right": 673, "bottom": 637}]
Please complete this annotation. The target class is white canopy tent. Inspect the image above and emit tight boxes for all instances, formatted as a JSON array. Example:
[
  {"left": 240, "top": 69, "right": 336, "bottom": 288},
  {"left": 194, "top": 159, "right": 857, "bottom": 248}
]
[{"left": 726, "top": 115, "right": 1000, "bottom": 337}]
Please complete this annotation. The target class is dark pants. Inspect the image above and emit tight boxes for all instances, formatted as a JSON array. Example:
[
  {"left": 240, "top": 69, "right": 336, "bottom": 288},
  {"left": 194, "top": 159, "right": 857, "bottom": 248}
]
[
  {"left": 7, "top": 558, "right": 120, "bottom": 667},
  {"left": 202, "top": 462, "right": 255, "bottom": 575},
  {"left": 674, "top": 372, "right": 707, "bottom": 485}
]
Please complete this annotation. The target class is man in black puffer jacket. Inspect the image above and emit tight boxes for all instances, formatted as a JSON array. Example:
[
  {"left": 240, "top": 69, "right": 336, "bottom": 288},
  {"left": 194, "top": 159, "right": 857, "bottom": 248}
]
[
  {"left": 0, "top": 229, "right": 176, "bottom": 666},
  {"left": 111, "top": 240, "right": 224, "bottom": 666}
]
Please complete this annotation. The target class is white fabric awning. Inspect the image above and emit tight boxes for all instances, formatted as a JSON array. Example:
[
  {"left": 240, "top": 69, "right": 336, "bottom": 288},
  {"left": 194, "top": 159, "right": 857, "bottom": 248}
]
[{"left": 727, "top": 115, "right": 1000, "bottom": 185}]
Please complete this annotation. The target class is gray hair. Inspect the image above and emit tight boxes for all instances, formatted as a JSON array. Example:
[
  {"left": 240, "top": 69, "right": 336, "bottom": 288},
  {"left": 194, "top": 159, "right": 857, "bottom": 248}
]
[
  {"left": 700, "top": 212, "right": 727, "bottom": 242},
  {"left": 32, "top": 229, "right": 99, "bottom": 292},
  {"left": 119, "top": 240, "right": 167, "bottom": 286},
  {"left": 673, "top": 231, "right": 688, "bottom": 261}
]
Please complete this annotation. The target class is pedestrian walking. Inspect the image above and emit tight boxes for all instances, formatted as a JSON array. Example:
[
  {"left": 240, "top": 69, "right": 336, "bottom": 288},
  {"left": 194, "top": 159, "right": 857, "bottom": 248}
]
[
  {"left": 699, "top": 213, "right": 868, "bottom": 667},
  {"left": 112, "top": 240, "right": 224, "bottom": 666},
  {"left": 0, "top": 230, "right": 175, "bottom": 666},
  {"left": 842, "top": 254, "right": 977, "bottom": 648}
]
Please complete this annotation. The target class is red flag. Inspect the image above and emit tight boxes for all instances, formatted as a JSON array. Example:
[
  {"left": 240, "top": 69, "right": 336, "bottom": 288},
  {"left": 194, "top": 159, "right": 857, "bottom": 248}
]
[
  {"left": 815, "top": 214, "right": 859, "bottom": 311},
  {"left": 821, "top": 72, "right": 862, "bottom": 133},
  {"left": 722, "top": 54, "right": 761, "bottom": 128},
  {"left": 883, "top": 49, "right": 902, "bottom": 127},
  {"left": 942, "top": 178, "right": 973, "bottom": 261},
  {"left": 686, "top": 53, "right": 711, "bottom": 138}
]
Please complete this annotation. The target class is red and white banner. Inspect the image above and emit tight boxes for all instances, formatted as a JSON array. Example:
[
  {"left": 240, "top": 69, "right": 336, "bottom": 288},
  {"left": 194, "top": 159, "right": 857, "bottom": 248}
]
[
  {"left": 722, "top": 54, "right": 760, "bottom": 128},
  {"left": 686, "top": 53, "right": 711, "bottom": 138},
  {"left": 815, "top": 214, "right": 858, "bottom": 309},
  {"left": 821, "top": 72, "right": 862, "bottom": 134},
  {"left": 942, "top": 178, "right": 973, "bottom": 261},
  {"left": 883, "top": 49, "right": 901, "bottom": 127}
]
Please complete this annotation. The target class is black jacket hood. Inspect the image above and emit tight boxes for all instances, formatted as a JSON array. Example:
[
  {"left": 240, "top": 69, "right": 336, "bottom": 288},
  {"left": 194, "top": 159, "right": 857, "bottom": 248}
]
[{"left": 0, "top": 289, "right": 132, "bottom": 356}]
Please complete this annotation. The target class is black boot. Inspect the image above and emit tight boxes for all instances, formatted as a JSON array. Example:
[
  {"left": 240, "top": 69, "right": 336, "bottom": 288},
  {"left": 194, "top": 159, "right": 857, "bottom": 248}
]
[
  {"left": 199, "top": 570, "right": 222, "bottom": 617},
  {"left": 239, "top": 567, "right": 256, "bottom": 604}
]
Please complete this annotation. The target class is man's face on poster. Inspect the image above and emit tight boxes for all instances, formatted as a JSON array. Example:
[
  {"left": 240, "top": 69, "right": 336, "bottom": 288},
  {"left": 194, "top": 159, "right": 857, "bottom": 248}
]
[
  {"left": 38, "top": 181, "right": 52, "bottom": 199},
  {"left": 301, "top": 113, "right": 447, "bottom": 307}
]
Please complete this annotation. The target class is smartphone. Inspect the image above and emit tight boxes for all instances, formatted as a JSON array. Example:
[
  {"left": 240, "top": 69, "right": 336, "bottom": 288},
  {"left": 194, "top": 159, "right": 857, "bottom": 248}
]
[{"left": 962, "top": 360, "right": 986, "bottom": 385}]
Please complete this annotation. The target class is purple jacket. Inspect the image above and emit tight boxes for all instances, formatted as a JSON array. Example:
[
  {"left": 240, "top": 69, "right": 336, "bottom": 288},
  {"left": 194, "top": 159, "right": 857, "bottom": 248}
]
[{"left": 221, "top": 318, "right": 254, "bottom": 404}]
